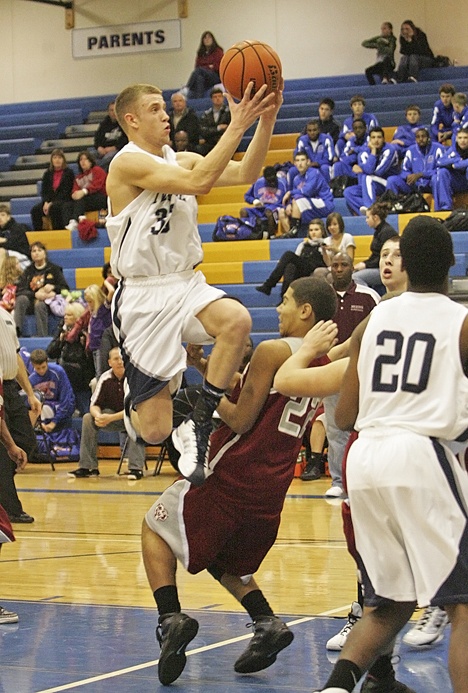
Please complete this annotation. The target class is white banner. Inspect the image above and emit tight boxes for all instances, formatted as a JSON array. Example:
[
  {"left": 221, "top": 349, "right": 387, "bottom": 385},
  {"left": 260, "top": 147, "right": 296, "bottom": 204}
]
[{"left": 72, "top": 20, "right": 181, "bottom": 59}]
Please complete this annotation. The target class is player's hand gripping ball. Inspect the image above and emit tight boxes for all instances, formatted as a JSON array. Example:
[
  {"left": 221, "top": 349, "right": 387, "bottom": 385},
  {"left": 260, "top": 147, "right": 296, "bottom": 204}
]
[{"left": 219, "top": 40, "right": 282, "bottom": 100}]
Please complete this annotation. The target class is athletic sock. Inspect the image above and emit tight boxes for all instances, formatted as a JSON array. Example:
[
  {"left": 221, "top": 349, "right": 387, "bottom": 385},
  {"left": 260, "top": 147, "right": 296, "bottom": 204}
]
[
  {"left": 153, "top": 585, "right": 181, "bottom": 619},
  {"left": 323, "top": 659, "right": 363, "bottom": 692},
  {"left": 193, "top": 379, "right": 225, "bottom": 425},
  {"left": 357, "top": 580, "right": 364, "bottom": 609},
  {"left": 368, "top": 653, "right": 393, "bottom": 680},
  {"left": 241, "top": 589, "right": 275, "bottom": 620}
]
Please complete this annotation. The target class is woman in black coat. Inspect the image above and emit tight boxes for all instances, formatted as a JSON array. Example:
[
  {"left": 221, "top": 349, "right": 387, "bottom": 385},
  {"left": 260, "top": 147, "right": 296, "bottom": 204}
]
[
  {"left": 30, "top": 149, "right": 74, "bottom": 230},
  {"left": 394, "top": 20, "right": 435, "bottom": 83}
]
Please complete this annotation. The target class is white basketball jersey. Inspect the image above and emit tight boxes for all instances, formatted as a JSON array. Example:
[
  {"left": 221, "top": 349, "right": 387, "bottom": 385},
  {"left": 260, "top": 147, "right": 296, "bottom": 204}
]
[
  {"left": 106, "top": 143, "right": 202, "bottom": 278},
  {"left": 356, "top": 292, "right": 468, "bottom": 440}
]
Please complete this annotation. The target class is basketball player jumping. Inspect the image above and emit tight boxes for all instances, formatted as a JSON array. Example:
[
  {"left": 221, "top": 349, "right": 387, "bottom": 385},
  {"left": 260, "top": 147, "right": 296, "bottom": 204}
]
[{"left": 106, "top": 80, "right": 282, "bottom": 487}]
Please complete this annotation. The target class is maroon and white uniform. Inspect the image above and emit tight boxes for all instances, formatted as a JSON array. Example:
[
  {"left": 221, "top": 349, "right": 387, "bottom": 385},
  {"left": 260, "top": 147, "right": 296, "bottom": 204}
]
[
  {"left": 146, "top": 339, "right": 328, "bottom": 577},
  {"left": 0, "top": 379, "right": 15, "bottom": 544}
]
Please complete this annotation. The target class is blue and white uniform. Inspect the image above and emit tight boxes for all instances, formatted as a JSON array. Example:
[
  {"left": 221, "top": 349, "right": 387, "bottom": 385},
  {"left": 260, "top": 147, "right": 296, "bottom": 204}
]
[
  {"left": 336, "top": 112, "right": 379, "bottom": 158},
  {"left": 432, "top": 143, "right": 468, "bottom": 211},
  {"left": 294, "top": 133, "right": 334, "bottom": 182},
  {"left": 430, "top": 98, "right": 454, "bottom": 141},
  {"left": 343, "top": 143, "right": 399, "bottom": 215},
  {"left": 452, "top": 106, "right": 468, "bottom": 138},
  {"left": 107, "top": 142, "right": 225, "bottom": 404},
  {"left": 348, "top": 292, "right": 468, "bottom": 606},
  {"left": 387, "top": 140, "right": 444, "bottom": 195},
  {"left": 288, "top": 168, "right": 335, "bottom": 221}
]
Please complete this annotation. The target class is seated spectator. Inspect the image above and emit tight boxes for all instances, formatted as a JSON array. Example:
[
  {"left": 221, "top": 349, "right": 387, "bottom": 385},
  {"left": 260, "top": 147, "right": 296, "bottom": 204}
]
[
  {"left": 352, "top": 201, "right": 397, "bottom": 290},
  {"left": 430, "top": 83, "right": 455, "bottom": 144},
  {"left": 294, "top": 120, "right": 334, "bottom": 182},
  {"left": 362, "top": 22, "right": 396, "bottom": 85},
  {"left": 93, "top": 101, "right": 128, "bottom": 172},
  {"left": 256, "top": 219, "right": 327, "bottom": 297},
  {"left": 30, "top": 149, "right": 74, "bottom": 231},
  {"left": 99, "top": 325, "right": 118, "bottom": 378},
  {"left": 198, "top": 87, "right": 231, "bottom": 156},
  {"left": 68, "top": 284, "right": 112, "bottom": 379},
  {"left": 173, "top": 130, "right": 197, "bottom": 153},
  {"left": 332, "top": 118, "right": 368, "bottom": 180},
  {"left": 46, "top": 302, "right": 95, "bottom": 416},
  {"left": 343, "top": 127, "right": 399, "bottom": 216},
  {"left": 452, "top": 93, "right": 468, "bottom": 138},
  {"left": 0, "top": 205, "right": 31, "bottom": 271},
  {"left": 68, "top": 347, "right": 146, "bottom": 480},
  {"left": 336, "top": 95, "right": 379, "bottom": 157},
  {"left": 432, "top": 127, "right": 468, "bottom": 211},
  {"left": 0, "top": 256, "right": 22, "bottom": 313},
  {"left": 391, "top": 105, "right": 422, "bottom": 157},
  {"left": 242, "top": 166, "right": 288, "bottom": 237},
  {"left": 387, "top": 127, "right": 443, "bottom": 196},
  {"left": 278, "top": 152, "right": 334, "bottom": 237},
  {"left": 392, "top": 20, "right": 435, "bottom": 83},
  {"left": 316, "top": 212, "right": 356, "bottom": 277},
  {"left": 28, "top": 349, "right": 75, "bottom": 432},
  {"left": 63, "top": 151, "right": 107, "bottom": 231},
  {"left": 168, "top": 92, "right": 200, "bottom": 151},
  {"left": 182, "top": 31, "right": 224, "bottom": 100},
  {"left": 14, "top": 241, "right": 69, "bottom": 337},
  {"left": 317, "top": 98, "right": 341, "bottom": 144}
]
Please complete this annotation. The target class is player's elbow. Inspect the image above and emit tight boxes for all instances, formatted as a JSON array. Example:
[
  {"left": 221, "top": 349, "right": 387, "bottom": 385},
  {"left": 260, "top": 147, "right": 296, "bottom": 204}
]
[{"left": 335, "top": 405, "right": 356, "bottom": 432}]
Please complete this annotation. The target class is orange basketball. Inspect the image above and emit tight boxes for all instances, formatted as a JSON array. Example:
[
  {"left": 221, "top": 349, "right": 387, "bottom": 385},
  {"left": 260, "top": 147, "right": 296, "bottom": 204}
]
[{"left": 219, "top": 40, "right": 282, "bottom": 100}]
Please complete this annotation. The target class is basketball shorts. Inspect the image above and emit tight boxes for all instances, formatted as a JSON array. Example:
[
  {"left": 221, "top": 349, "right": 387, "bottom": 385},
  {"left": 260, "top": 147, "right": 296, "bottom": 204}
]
[
  {"left": 0, "top": 504, "right": 14, "bottom": 543},
  {"left": 113, "top": 270, "right": 225, "bottom": 405},
  {"left": 294, "top": 196, "right": 327, "bottom": 223},
  {"left": 347, "top": 427, "right": 468, "bottom": 607},
  {"left": 145, "top": 478, "right": 281, "bottom": 576}
]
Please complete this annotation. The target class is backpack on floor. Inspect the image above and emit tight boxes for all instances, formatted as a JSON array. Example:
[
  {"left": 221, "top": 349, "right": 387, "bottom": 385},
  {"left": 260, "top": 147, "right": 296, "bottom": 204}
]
[
  {"left": 212, "top": 215, "right": 260, "bottom": 241},
  {"left": 443, "top": 208, "right": 468, "bottom": 232},
  {"left": 30, "top": 427, "right": 81, "bottom": 463},
  {"left": 390, "top": 192, "right": 430, "bottom": 214}
]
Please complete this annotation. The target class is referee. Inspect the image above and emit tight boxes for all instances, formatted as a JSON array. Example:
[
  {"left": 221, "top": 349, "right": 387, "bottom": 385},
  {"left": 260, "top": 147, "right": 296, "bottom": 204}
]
[{"left": 0, "top": 306, "right": 41, "bottom": 523}]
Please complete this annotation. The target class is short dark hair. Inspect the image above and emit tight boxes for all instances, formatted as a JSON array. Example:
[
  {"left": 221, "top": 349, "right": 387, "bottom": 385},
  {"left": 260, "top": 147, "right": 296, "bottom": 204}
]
[
  {"left": 406, "top": 104, "right": 421, "bottom": 115},
  {"left": 350, "top": 94, "right": 366, "bottom": 107},
  {"left": 319, "top": 97, "right": 335, "bottom": 110},
  {"left": 439, "top": 83, "right": 455, "bottom": 95},
  {"left": 290, "top": 277, "right": 337, "bottom": 322},
  {"left": 77, "top": 150, "right": 96, "bottom": 171},
  {"left": 263, "top": 166, "right": 277, "bottom": 179},
  {"left": 326, "top": 212, "right": 345, "bottom": 234},
  {"left": 210, "top": 87, "right": 223, "bottom": 97},
  {"left": 369, "top": 127, "right": 385, "bottom": 138},
  {"left": 30, "top": 349, "right": 48, "bottom": 365},
  {"left": 306, "top": 119, "right": 320, "bottom": 128},
  {"left": 400, "top": 216, "right": 453, "bottom": 286}
]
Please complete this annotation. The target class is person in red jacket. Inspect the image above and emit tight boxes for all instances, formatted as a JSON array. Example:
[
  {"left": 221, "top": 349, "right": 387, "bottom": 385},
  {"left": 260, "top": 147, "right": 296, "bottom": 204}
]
[
  {"left": 183, "top": 31, "right": 224, "bottom": 99},
  {"left": 63, "top": 150, "right": 107, "bottom": 231}
]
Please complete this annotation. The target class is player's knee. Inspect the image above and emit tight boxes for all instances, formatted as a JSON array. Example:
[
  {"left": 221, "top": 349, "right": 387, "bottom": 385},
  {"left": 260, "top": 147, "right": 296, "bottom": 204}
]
[
  {"left": 223, "top": 303, "right": 252, "bottom": 339},
  {"left": 140, "top": 419, "right": 172, "bottom": 445}
]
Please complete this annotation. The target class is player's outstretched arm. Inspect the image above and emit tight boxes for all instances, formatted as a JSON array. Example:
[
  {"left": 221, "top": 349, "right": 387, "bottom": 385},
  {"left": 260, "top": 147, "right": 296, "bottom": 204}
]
[
  {"left": 335, "top": 320, "right": 367, "bottom": 431},
  {"left": 217, "top": 339, "right": 290, "bottom": 434}
]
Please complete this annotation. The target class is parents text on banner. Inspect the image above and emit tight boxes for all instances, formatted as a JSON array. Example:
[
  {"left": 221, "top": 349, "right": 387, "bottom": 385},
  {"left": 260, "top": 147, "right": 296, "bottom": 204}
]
[{"left": 72, "top": 20, "right": 181, "bottom": 59}]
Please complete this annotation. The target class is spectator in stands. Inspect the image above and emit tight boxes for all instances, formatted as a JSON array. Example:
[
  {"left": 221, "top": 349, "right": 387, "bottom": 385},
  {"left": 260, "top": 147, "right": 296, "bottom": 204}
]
[
  {"left": 68, "top": 347, "right": 146, "bottom": 480},
  {"left": 63, "top": 151, "right": 107, "bottom": 232},
  {"left": 390, "top": 105, "right": 422, "bottom": 157},
  {"left": 28, "top": 349, "right": 75, "bottom": 432},
  {"left": 14, "top": 241, "right": 69, "bottom": 337},
  {"left": 76, "top": 284, "right": 112, "bottom": 379},
  {"left": 387, "top": 127, "right": 443, "bottom": 197},
  {"left": 0, "top": 204, "right": 30, "bottom": 270},
  {"left": 317, "top": 98, "right": 341, "bottom": 144},
  {"left": 93, "top": 101, "right": 128, "bottom": 172},
  {"left": 317, "top": 212, "right": 356, "bottom": 277},
  {"left": 101, "top": 261, "right": 117, "bottom": 301},
  {"left": 432, "top": 126, "right": 468, "bottom": 211},
  {"left": 322, "top": 252, "right": 380, "bottom": 497},
  {"left": 173, "top": 130, "right": 197, "bottom": 153},
  {"left": 392, "top": 20, "right": 435, "bottom": 83},
  {"left": 362, "top": 22, "right": 396, "bottom": 85},
  {"left": 243, "top": 166, "right": 288, "bottom": 237},
  {"left": 294, "top": 120, "right": 334, "bottom": 182},
  {"left": 46, "top": 302, "right": 95, "bottom": 416},
  {"left": 430, "top": 83, "right": 455, "bottom": 143},
  {"left": 336, "top": 95, "right": 379, "bottom": 157},
  {"left": 332, "top": 118, "right": 368, "bottom": 180},
  {"left": 452, "top": 93, "right": 468, "bottom": 138},
  {"left": 99, "top": 325, "right": 118, "bottom": 378},
  {"left": 182, "top": 31, "right": 224, "bottom": 100},
  {"left": 168, "top": 92, "right": 200, "bottom": 151},
  {"left": 30, "top": 149, "right": 74, "bottom": 231},
  {"left": 197, "top": 87, "right": 231, "bottom": 156},
  {"left": 256, "top": 219, "right": 327, "bottom": 297},
  {"left": 343, "top": 127, "right": 399, "bottom": 216},
  {"left": 0, "top": 256, "right": 22, "bottom": 313},
  {"left": 352, "top": 201, "right": 398, "bottom": 290},
  {"left": 278, "top": 152, "right": 334, "bottom": 237}
]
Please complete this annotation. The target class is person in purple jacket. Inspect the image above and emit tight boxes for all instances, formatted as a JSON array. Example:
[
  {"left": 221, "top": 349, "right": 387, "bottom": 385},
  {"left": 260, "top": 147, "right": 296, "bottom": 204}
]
[
  {"left": 387, "top": 127, "right": 444, "bottom": 196},
  {"left": 29, "top": 349, "right": 75, "bottom": 432},
  {"left": 294, "top": 120, "right": 334, "bottom": 182},
  {"left": 343, "top": 128, "right": 399, "bottom": 215},
  {"left": 390, "top": 105, "right": 423, "bottom": 158},
  {"left": 332, "top": 119, "right": 368, "bottom": 179},
  {"left": 279, "top": 152, "right": 334, "bottom": 237},
  {"left": 452, "top": 93, "right": 468, "bottom": 138},
  {"left": 242, "top": 166, "right": 288, "bottom": 237},
  {"left": 432, "top": 127, "right": 468, "bottom": 211},
  {"left": 430, "top": 83, "right": 455, "bottom": 143},
  {"left": 335, "top": 95, "right": 379, "bottom": 158}
]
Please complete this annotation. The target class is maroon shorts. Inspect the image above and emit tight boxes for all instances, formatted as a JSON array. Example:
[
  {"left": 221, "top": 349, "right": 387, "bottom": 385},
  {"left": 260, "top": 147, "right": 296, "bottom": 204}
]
[{"left": 0, "top": 504, "right": 15, "bottom": 543}]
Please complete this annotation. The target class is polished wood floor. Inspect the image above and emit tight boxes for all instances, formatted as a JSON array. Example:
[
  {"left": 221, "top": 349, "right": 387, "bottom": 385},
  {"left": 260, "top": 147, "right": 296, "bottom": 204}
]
[{"left": 2, "top": 458, "right": 357, "bottom": 617}]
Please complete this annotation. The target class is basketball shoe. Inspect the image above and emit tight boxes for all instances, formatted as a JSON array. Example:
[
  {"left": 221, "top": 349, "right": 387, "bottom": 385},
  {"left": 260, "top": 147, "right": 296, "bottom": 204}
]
[
  {"left": 156, "top": 612, "right": 199, "bottom": 685},
  {"left": 0, "top": 607, "right": 18, "bottom": 624},
  {"left": 361, "top": 672, "right": 416, "bottom": 692},
  {"left": 172, "top": 416, "right": 212, "bottom": 487},
  {"left": 402, "top": 606, "right": 448, "bottom": 647},
  {"left": 326, "top": 601, "right": 362, "bottom": 650},
  {"left": 234, "top": 615, "right": 294, "bottom": 673}
]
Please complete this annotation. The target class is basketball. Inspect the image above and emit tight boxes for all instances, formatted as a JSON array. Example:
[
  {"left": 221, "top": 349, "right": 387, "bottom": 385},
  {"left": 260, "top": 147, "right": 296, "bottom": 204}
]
[{"left": 219, "top": 40, "right": 282, "bottom": 100}]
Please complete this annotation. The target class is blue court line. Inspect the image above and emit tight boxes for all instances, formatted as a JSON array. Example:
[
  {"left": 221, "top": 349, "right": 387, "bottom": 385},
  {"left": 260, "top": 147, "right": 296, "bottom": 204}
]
[{"left": 18, "top": 487, "right": 333, "bottom": 499}]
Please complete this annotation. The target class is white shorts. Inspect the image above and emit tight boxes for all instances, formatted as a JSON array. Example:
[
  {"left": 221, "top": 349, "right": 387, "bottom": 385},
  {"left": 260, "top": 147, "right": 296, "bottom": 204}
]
[
  {"left": 113, "top": 270, "right": 225, "bottom": 405},
  {"left": 347, "top": 427, "right": 468, "bottom": 607}
]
